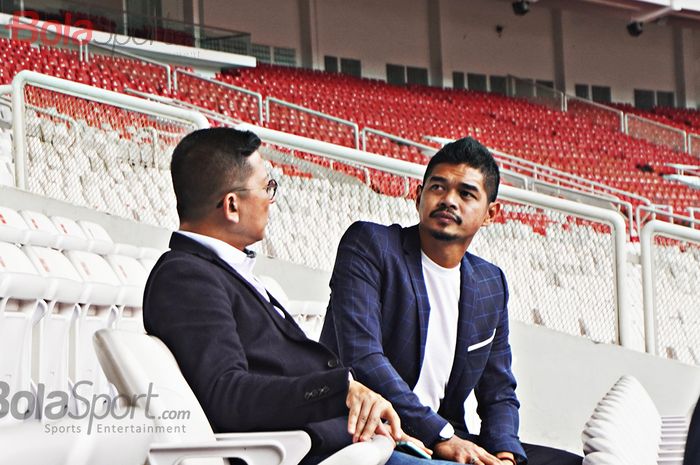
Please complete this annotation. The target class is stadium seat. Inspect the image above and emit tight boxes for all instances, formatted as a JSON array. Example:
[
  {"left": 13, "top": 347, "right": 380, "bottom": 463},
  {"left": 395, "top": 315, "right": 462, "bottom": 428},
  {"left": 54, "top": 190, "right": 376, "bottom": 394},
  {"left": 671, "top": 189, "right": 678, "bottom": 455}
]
[
  {"left": 0, "top": 242, "right": 48, "bottom": 425},
  {"left": 93, "top": 329, "right": 395, "bottom": 465},
  {"left": 50, "top": 215, "right": 90, "bottom": 251},
  {"left": 582, "top": 375, "right": 687, "bottom": 465},
  {"left": 0, "top": 206, "right": 30, "bottom": 244}
]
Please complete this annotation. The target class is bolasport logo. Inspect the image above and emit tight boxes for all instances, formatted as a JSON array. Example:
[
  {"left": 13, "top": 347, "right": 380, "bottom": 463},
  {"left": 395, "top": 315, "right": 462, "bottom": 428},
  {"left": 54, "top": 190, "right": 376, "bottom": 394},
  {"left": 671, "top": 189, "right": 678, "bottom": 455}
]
[
  {"left": 0, "top": 380, "right": 190, "bottom": 435},
  {"left": 8, "top": 11, "right": 154, "bottom": 47}
]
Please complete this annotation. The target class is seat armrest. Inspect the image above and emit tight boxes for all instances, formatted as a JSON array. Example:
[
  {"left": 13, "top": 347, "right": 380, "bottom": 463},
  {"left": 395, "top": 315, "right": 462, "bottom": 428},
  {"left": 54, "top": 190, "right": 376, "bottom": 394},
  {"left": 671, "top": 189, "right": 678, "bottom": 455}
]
[
  {"left": 148, "top": 430, "right": 311, "bottom": 465},
  {"left": 318, "top": 435, "right": 394, "bottom": 465}
]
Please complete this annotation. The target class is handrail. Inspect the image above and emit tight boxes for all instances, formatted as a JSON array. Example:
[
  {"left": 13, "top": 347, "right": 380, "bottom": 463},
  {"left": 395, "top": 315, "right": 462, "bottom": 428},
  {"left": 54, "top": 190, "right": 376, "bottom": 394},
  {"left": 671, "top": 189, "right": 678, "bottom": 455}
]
[
  {"left": 636, "top": 204, "right": 700, "bottom": 234},
  {"left": 361, "top": 127, "right": 436, "bottom": 154},
  {"left": 565, "top": 95, "right": 625, "bottom": 132},
  {"left": 641, "top": 220, "right": 700, "bottom": 355},
  {"left": 237, "top": 122, "right": 631, "bottom": 347},
  {"left": 124, "top": 87, "right": 240, "bottom": 127},
  {"left": 625, "top": 113, "right": 687, "bottom": 152},
  {"left": 86, "top": 41, "right": 172, "bottom": 93},
  {"left": 173, "top": 70, "right": 264, "bottom": 124},
  {"left": 7, "top": 71, "right": 209, "bottom": 189},
  {"left": 265, "top": 97, "right": 360, "bottom": 149}
]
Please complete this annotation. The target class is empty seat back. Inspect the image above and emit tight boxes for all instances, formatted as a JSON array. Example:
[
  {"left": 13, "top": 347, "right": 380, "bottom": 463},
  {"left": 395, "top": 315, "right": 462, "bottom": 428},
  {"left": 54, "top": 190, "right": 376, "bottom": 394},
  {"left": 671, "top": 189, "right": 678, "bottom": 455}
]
[
  {"left": 19, "top": 210, "right": 61, "bottom": 248},
  {"left": 51, "top": 215, "right": 89, "bottom": 251},
  {"left": 0, "top": 206, "right": 30, "bottom": 244}
]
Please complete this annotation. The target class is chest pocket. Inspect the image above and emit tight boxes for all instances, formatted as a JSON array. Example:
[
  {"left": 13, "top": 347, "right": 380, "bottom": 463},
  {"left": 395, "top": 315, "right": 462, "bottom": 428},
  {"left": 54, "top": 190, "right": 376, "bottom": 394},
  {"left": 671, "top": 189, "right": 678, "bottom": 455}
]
[{"left": 467, "top": 328, "right": 496, "bottom": 353}]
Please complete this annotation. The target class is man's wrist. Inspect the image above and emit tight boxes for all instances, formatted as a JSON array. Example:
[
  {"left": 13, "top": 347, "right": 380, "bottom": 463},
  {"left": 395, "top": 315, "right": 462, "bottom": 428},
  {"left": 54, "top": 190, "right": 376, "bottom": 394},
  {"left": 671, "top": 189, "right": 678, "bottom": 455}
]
[{"left": 496, "top": 452, "right": 517, "bottom": 465}]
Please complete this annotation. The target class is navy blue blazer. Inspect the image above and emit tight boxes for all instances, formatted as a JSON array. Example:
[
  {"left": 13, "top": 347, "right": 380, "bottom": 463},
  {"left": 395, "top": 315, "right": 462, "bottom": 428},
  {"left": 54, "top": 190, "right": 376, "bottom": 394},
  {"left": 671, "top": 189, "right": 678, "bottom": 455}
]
[
  {"left": 320, "top": 221, "right": 525, "bottom": 458},
  {"left": 143, "top": 233, "right": 353, "bottom": 460}
]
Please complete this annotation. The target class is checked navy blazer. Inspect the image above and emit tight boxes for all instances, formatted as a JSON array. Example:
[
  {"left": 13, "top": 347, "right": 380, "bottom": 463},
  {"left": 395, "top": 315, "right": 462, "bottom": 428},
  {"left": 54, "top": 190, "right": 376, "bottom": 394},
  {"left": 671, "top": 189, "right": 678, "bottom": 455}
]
[{"left": 320, "top": 221, "right": 525, "bottom": 458}]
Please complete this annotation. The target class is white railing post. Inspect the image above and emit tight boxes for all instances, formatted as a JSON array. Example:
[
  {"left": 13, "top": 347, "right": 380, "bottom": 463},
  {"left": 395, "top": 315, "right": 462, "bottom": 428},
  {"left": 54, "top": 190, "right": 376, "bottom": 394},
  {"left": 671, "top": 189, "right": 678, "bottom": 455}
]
[{"left": 640, "top": 220, "right": 700, "bottom": 355}]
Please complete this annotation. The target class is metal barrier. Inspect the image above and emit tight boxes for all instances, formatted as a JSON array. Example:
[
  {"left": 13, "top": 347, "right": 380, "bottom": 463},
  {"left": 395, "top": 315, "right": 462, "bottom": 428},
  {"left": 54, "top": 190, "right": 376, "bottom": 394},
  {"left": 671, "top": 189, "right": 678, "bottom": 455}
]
[
  {"left": 506, "top": 75, "right": 565, "bottom": 111},
  {"left": 237, "top": 122, "right": 633, "bottom": 349},
  {"left": 565, "top": 96, "right": 624, "bottom": 132},
  {"left": 174, "top": 69, "right": 264, "bottom": 124},
  {"left": 641, "top": 221, "right": 700, "bottom": 364},
  {"left": 265, "top": 97, "right": 360, "bottom": 149},
  {"left": 1, "top": 71, "right": 208, "bottom": 229},
  {"left": 625, "top": 113, "right": 687, "bottom": 153},
  {"left": 688, "top": 133, "right": 700, "bottom": 159}
]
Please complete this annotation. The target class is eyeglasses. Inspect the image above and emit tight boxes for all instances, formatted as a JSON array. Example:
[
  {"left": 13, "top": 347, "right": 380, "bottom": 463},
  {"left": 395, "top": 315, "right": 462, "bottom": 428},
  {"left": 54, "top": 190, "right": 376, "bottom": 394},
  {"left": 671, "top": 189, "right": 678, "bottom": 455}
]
[{"left": 216, "top": 179, "right": 278, "bottom": 208}]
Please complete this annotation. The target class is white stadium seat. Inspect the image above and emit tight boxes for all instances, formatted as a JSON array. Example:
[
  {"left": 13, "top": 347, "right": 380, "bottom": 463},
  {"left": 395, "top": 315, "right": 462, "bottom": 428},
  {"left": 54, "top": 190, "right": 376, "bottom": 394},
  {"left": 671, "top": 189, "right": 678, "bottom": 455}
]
[
  {"left": 0, "top": 206, "right": 30, "bottom": 244},
  {"left": 50, "top": 215, "right": 89, "bottom": 251},
  {"left": 19, "top": 210, "right": 61, "bottom": 248}
]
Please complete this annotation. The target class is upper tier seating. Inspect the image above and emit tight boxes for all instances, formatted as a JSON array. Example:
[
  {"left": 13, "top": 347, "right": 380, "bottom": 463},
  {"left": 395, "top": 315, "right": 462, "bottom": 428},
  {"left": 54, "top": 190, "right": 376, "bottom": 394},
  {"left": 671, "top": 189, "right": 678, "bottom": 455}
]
[
  {"left": 211, "top": 64, "right": 698, "bottom": 216},
  {"left": 0, "top": 36, "right": 695, "bottom": 221}
]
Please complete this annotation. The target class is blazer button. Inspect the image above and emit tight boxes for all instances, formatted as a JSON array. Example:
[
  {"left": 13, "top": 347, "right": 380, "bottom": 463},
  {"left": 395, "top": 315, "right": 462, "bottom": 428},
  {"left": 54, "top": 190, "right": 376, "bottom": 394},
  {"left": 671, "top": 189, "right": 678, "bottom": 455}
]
[
  {"left": 327, "top": 359, "right": 339, "bottom": 368},
  {"left": 320, "top": 386, "right": 330, "bottom": 395},
  {"left": 304, "top": 392, "right": 313, "bottom": 400}
]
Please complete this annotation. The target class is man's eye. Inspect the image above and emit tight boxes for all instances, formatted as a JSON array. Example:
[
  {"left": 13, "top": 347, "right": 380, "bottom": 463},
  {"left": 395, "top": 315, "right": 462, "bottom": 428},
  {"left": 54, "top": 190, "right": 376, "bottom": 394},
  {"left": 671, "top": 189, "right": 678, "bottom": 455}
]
[{"left": 429, "top": 184, "right": 443, "bottom": 191}]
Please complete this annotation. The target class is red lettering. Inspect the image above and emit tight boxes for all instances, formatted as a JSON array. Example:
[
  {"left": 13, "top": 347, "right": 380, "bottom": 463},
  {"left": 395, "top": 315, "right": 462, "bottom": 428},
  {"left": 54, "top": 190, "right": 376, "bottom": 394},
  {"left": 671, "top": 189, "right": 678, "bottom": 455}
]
[
  {"left": 71, "top": 19, "right": 93, "bottom": 43},
  {"left": 40, "top": 20, "right": 63, "bottom": 46},
  {"left": 10, "top": 11, "right": 39, "bottom": 43}
]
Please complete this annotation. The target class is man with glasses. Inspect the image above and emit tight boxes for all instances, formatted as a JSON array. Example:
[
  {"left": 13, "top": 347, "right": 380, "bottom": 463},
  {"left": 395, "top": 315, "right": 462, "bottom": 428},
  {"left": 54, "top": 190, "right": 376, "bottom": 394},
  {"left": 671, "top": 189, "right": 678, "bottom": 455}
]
[{"left": 143, "top": 127, "right": 407, "bottom": 464}]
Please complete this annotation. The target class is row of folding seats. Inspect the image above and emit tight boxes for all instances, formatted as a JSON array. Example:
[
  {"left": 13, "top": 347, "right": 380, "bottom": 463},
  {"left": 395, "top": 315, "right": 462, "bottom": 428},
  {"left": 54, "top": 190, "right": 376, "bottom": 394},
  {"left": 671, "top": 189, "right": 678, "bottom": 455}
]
[
  {"left": 0, "top": 230, "right": 163, "bottom": 427},
  {"left": 0, "top": 206, "right": 161, "bottom": 259}
]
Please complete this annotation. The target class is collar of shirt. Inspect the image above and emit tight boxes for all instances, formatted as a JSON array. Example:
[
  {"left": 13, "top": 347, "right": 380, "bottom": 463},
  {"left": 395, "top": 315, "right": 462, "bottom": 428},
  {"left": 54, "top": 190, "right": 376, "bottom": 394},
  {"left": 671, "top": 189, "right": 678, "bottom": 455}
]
[
  {"left": 175, "top": 231, "right": 286, "bottom": 319},
  {"left": 178, "top": 230, "right": 257, "bottom": 274}
]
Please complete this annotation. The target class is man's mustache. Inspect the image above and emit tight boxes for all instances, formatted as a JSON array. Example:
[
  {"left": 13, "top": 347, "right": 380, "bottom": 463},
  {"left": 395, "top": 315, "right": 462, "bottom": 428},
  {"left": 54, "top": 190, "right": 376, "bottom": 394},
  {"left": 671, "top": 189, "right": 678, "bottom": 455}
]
[{"left": 429, "top": 207, "right": 462, "bottom": 224}]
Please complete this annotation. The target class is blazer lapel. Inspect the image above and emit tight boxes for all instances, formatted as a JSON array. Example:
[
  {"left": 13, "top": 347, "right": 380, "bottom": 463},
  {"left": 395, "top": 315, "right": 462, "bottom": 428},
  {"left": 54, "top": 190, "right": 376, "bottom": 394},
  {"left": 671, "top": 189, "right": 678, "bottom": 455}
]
[
  {"left": 401, "top": 226, "right": 431, "bottom": 369},
  {"left": 445, "top": 255, "right": 477, "bottom": 396},
  {"left": 169, "top": 233, "right": 308, "bottom": 342}
]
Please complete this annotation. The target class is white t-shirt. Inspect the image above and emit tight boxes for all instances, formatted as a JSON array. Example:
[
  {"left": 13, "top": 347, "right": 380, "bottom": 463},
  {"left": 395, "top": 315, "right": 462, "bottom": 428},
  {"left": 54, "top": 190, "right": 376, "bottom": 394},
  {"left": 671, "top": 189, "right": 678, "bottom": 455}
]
[{"left": 412, "top": 251, "right": 461, "bottom": 412}]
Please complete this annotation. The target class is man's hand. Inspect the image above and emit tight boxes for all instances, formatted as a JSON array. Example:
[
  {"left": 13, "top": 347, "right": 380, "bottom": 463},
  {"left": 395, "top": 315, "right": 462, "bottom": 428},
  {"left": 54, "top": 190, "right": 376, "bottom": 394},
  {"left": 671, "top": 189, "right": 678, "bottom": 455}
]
[
  {"left": 433, "top": 436, "right": 502, "bottom": 464},
  {"left": 346, "top": 380, "right": 402, "bottom": 442}
]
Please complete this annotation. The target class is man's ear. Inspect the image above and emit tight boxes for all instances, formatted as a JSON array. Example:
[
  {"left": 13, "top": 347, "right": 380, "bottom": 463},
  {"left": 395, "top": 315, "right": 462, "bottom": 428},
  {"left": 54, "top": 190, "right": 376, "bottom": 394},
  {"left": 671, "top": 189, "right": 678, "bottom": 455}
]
[
  {"left": 223, "top": 193, "right": 240, "bottom": 223},
  {"left": 482, "top": 201, "right": 501, "bottom": 226},
  {"left": 415, "top": 184, "right": 423, "bottom": 212}
]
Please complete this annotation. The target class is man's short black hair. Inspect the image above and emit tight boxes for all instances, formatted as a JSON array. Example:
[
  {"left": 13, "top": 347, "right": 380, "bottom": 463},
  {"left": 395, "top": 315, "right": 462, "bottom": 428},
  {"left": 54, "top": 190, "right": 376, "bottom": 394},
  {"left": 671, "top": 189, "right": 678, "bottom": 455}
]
[
  {"left": 423, "top": 137, "right": 500, "bottom": 203},
  {"left": 171, "top": 127, "right": 261, "bottom": 222}
]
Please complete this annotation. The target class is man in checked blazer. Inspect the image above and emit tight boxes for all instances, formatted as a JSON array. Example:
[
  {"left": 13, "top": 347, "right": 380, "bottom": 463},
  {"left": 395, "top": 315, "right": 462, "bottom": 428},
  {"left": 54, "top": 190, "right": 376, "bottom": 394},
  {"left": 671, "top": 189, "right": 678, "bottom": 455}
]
[
  {"left": 143, "top": 128, "right": 407, "bottom": 465},
  {"left": 321, "top": 137, "right": 582, "bottom": 465}
]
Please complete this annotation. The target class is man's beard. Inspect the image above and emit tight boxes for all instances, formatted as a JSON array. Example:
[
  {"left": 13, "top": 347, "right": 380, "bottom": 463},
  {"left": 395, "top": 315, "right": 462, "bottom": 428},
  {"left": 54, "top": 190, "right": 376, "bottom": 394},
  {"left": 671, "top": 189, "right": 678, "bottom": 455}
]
[{"left": 429, "top": 229, "right": 460, "bottom": 242}]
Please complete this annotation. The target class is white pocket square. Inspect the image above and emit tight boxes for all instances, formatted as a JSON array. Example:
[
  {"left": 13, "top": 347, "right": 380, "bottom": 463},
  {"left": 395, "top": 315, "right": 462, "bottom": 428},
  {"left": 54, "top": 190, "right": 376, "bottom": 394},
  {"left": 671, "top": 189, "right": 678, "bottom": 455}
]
[{"left": 467, "top": 329, "right": 496, "bottom": 352}]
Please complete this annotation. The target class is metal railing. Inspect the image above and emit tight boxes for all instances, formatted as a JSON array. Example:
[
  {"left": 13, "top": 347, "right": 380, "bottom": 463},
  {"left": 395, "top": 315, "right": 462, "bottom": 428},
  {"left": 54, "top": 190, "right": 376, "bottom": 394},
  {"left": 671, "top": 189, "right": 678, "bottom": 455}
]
[
  {"left": 124, "top": 87, "right": 240, "bottom": 127},
  {"left": 565, "top": 95, "right": 625, "bottom": 132},
  {"left": 0, "top": 71, "right": 208, "bottom": 189},
  {"left": 361, "top": 127, "right": 436, "bottom": 156},
  {"left": 641, "top": 220, "right": 700, "bottom": 359},
  {"left": 265, "top": 97, "right": 360, "bottom": 149},
  {"left": 636, "top": 204, "right": 700, "bottom": 235},
  {"left": 625, "top": 113, "right": 687, "bottom": 153},
  {"left": 506, "top": 75, "right": 566, "bottom": 111},
  {"left": 173, "top": 70, "right": 264, "bottom": 124}
]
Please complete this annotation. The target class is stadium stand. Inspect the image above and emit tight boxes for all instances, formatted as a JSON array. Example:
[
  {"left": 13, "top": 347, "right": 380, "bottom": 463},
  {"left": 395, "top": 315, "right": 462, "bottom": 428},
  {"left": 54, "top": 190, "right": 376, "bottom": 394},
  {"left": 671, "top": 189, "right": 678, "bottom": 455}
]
[{"left": 0, "top": 2, "right": 699, "bottom": 462}]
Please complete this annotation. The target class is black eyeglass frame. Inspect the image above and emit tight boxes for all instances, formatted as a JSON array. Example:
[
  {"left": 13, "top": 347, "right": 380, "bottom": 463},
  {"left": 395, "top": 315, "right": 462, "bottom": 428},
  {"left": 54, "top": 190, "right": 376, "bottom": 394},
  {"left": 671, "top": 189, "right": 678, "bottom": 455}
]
[{"left": 215, "top": 179, "right": 278, "bottom": 208}]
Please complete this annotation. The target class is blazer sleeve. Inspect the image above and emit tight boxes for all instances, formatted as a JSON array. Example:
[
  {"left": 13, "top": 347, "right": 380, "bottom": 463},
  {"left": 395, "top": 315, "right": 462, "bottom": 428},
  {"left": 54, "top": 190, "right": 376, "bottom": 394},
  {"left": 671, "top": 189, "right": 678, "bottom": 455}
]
[
  {"left": 327, "top": 222, "right": 449, "bottom": 446},
  {"left": 473, "top": 269, "right": 526, "bottom": 459},
  {"left": 143, "top": 254, "right": 351, "bottom": 434}
]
